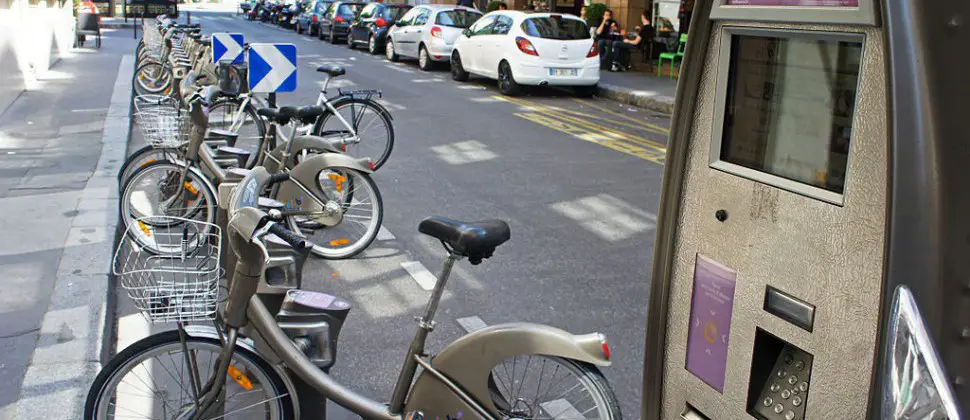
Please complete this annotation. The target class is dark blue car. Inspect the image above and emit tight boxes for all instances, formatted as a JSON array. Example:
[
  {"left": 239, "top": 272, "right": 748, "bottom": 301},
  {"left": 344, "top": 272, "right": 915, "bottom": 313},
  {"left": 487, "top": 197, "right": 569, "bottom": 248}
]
[
  {"left": 295, "top": 0, "right": 333, "bottom": 36},
  {"left": 318, "top": 1, "right": 365, "bottom": 43},
  {"left": 347, "top": 3, "right": 412, "bottom": 54}
]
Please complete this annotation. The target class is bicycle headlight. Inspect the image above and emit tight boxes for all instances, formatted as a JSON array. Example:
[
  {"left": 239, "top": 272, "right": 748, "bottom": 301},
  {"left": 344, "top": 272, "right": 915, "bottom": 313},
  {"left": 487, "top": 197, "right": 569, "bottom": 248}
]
[{"left": 881, "top": 286, "right": 961, "bottom": 420}]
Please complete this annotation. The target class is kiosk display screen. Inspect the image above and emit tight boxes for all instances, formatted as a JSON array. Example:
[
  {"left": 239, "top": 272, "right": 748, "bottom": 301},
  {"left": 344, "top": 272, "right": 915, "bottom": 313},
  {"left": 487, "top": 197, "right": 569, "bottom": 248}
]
[{"left": 718, "top": 33, "right": 862, "bottom": 196}]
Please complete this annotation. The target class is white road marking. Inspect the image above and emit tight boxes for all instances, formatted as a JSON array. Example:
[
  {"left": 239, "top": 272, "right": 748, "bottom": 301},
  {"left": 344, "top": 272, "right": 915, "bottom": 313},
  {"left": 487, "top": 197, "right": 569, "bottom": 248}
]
[
  {"left": 400, "top": 261, "right": 437, "bottom": 290},
  {"left": 386, "top": 65, "right": 414, "bottom": 74},
  {"left": 456, "top": 85, "right": 486, "bottom": 90},
  {"left": 540, "top": 399, "right": 586, "bottom": 419},
  {"left": 298, "top": 54, "right": 322, "bottom": 58},
  {"left": 431, "top": 140, "right": 497, "bottom": 165},
  {"left": 456, "top": 316, "right": 487, "bottom": 333},
  {"left": 411, "top": 78, "right": 437, "bottom": 83},
  {"left": 377, "top": 225, "right": 395, "bottom": 241},
  {"left": 468, "top": 97, "right": 503, "bottom": 103},
  {"left": 550, "top": 194, "right": 657, "bottom": 241}
]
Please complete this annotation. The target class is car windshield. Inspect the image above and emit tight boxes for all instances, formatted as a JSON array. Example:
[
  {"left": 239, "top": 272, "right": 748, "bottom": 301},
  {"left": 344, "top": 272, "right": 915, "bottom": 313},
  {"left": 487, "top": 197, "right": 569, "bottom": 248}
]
[
  {"left": 520, "top": 16, "right": 589, "bottom": 40},
  {"left": 435, "top": 10, "right": 481, "bottom": 28},
  {"left": 337, "top": 3, "right": 362, "bottom": 16},
  {"left": 385, "top": 6, "right": 410, "bottom": 21}
]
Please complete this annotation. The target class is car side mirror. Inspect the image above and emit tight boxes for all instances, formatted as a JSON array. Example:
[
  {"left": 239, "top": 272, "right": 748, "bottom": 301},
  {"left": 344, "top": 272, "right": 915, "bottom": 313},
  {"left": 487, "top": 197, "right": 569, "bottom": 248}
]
[{"left": 462, "top": 28, "right": 471, "bottom": 37}]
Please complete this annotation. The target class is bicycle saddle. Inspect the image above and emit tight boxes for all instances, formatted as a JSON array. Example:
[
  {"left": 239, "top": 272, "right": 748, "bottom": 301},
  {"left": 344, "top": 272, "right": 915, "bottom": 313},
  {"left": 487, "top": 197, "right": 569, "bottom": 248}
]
[
  {"left": 296, "top": 106, "right": 325, "bottom": 124},
  {"left": 418, "top": 217, "right": 510, "bottom": 264},
  {"left": 316, "top": 65, "right": 346, "bottom": 77},
  {"left": 257, "top": 106, "right": 301, "bottom": 124}
]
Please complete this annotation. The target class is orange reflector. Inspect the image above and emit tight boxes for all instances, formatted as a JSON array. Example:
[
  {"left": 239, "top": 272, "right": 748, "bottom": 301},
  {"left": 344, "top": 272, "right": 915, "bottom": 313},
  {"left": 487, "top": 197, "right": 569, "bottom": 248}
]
[
  {"left": 183, "top": 182, "right": 199, "bottom": 195},
  {"left": 138, "top": 158, "right": 157, "bottom": 168},
  {"left": 329, "top": 238, "right": 350, "bottom": 246},
  {"left": 327, "top": 174, "right": 346, "bottom": 193},
  {"left": 137, "top": 220, "right": 152, "bottom": 236},
  {"left": 227, "top": 365, "right": 254, "bottom": 390}
]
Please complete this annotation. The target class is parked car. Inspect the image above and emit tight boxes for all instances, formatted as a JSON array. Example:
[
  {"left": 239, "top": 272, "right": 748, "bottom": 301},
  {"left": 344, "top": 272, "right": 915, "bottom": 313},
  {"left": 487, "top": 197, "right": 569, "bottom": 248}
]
[
  {"left": 347, "top": 2, "right": 412, "bottom": 54},
  {"left": 385, "top": 5, "right": 482, "bottom": 71},
  {"left": 295, "top": 0, "right": 332, "bottom": 35},
  {"left": 451, "top": 11, "right": 598, "bottom": 96},
  {"left": 318, "top": 1, "right": 365, "bottom": 44}
]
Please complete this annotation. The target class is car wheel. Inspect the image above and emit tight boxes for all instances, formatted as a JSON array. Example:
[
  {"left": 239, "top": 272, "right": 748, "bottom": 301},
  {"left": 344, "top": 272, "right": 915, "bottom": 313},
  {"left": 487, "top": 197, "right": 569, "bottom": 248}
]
[
  {"left": 347, "top": 32, "right": 355, "bottom": 49},
  {"left": 450, "top": 52, "right": 469, "bottom": 82},
  {"left": 418, "top": 45, "right": 433, "bottom": 71},
  {"left": 573, "top": 85, "right": 597, "bottom": 98},
  {"left": 385, "top": 38, "right": 399, "bottom": 62},
  {"left": 368, "top": 35, "right": 378, "bottom": 54},
  {"left": 329, "top": 27, "right": 338, "bottom": 44},
  {"left": 498, "top": 60, "right": 521, "bottom": 96},
  {"left": 296, "top": 23, "right": 303, "bottom": 34}
]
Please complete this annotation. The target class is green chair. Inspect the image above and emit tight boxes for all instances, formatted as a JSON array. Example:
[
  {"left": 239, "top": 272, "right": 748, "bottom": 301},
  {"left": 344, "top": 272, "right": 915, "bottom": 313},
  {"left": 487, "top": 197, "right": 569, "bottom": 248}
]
[{"left": 658, "top": 33, "right": 687, "bottom": 79}]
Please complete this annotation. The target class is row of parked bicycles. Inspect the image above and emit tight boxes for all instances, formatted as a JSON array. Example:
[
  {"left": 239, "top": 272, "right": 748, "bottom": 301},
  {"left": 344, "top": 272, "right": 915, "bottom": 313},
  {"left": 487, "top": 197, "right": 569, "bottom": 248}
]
[{"left": 86, "top": 15, "right": 622, "bottom": 420}]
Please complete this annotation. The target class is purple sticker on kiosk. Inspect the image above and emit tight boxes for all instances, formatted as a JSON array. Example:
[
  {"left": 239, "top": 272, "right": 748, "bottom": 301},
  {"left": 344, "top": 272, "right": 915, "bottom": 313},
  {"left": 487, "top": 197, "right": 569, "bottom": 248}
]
[{"left": 685, "top": 254, "right": 737, "bottom": 393}]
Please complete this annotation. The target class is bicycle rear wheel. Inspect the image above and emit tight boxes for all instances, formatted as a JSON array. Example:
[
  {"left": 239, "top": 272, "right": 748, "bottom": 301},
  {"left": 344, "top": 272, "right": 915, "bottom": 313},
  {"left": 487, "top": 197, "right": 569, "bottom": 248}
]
[
  {"left": 487, "top": 356, "right": 622, "bottom": 420},
  {"left": 312, "top": 98, "right": 394, "bottom": 170},
  {"left": 285, "top": 168, "right": 383, "bottom": 259},
  {"left": 85, "top": 330, "right": 294, "bottom": 420},
  {"left": 207, "top": 98, "right": 267, "bottom": 169}
]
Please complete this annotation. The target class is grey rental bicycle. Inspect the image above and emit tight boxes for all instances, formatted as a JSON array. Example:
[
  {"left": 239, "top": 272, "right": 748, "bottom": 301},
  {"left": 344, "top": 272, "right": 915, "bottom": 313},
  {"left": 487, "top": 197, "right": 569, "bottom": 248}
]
[{"left": 87, "top": 166, "right": 622, "bottom": 420}]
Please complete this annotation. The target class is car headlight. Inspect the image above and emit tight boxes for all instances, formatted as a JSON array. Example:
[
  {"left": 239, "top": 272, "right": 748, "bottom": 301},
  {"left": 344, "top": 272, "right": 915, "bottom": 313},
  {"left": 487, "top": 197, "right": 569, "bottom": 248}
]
[{"left": 882, "top": 286, "right": 961, "bottom": 420}]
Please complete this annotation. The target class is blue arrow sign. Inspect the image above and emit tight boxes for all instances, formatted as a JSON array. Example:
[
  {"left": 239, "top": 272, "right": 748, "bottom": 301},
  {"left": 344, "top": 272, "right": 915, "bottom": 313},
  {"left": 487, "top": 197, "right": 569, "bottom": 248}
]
[
  {"left": 248, "top": 43, "right": 297, "bottom": 93},
  {"left": 212, "top": 33, "right": 245, "bottom": 64}
]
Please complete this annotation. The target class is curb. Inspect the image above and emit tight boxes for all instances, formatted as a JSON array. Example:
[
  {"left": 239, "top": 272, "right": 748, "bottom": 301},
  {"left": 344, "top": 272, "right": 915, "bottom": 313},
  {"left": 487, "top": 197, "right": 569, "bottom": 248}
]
[
  {"left": 596, "top": 82, "right": 675, "bottom": 114},
  {"left": 11, "top": 55, "right": 133, "bottom": 419}
]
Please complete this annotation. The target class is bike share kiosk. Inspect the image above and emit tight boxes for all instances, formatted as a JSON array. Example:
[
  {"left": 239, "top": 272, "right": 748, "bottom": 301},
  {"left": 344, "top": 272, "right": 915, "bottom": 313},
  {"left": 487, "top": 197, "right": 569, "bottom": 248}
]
[{"left": 642, "top": 0, "right": 967, "bottom": 418}]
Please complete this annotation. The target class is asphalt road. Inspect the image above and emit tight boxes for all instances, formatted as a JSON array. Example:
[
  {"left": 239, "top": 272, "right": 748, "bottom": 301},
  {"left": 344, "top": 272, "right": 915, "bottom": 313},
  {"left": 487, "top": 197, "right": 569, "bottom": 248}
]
[{"left": 188, "top": 10, "right": 668, "bottom": 419}]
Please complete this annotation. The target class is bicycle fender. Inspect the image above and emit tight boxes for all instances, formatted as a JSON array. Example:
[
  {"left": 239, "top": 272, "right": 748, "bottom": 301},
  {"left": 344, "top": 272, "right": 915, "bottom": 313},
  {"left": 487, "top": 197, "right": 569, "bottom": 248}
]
[
  {"left": 404, "top": 323, "right": 610, "bottom": 418},
  {"left": 182, "top": 325, "right": 302, "bottom": 420},
  {"left": 274, "top": 153, "right": 374, "bottom": 210},
  {"left": 262, "top": 135, "right": 344, "bottom": 174}
]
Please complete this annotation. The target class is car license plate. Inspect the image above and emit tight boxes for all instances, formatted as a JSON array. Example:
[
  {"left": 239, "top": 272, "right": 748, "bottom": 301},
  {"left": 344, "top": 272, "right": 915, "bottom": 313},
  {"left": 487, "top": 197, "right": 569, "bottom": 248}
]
[{"left": 549, "top": 68, "right": 578, "bottom": 77}]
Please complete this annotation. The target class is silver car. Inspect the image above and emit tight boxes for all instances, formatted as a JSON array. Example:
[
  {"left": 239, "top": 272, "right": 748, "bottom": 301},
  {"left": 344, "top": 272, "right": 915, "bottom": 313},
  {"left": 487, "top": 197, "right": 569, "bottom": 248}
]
[{"left": 385, "top": 5, "right": 483, "bottom": 71}]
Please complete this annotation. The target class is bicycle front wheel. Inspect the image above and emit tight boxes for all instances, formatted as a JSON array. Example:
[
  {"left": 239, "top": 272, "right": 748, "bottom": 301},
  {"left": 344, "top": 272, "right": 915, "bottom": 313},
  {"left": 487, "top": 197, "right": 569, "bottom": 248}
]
[
  {"left": 120, "top": 161, "right": 217, "bottom": 253},
  {"left": 487, "top": 356, "right": 622, "bottom": 420},
  {"left": 117, "top": 145, "right": 180, "bottom": 186},
  {"left": 134, "top": 61, "right": 173, "bottom": 96},
  {"left": 85, "top": 330, "right": 294, "bottom": 420},
  {"left": 312, "top": 98, "right": 394, "bottom": 170}
]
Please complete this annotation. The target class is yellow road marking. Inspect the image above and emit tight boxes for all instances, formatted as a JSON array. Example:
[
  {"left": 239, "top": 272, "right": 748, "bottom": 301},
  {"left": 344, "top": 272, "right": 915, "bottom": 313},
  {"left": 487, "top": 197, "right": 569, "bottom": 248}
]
[
  {"left": 515, "top": 112, "right": 666, "bottom": 165},
  {"left": 494, "top": 95, "right": 669, "bottom": 136},
  {"left": 570, "top": 98, "right": 671, "bottom": 134},
  {"left": 497, "top": 95, "right": 668, "bottom": 150}
]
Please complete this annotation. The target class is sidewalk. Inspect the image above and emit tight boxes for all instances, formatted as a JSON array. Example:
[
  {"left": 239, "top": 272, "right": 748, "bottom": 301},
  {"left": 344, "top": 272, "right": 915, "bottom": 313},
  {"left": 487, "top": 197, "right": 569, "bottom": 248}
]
[
  {"left": 0, "top": 31, "right": 135, "bottom": 420},
  {"left": 596, "top": 67, "right": 678, "bottom": 114}
]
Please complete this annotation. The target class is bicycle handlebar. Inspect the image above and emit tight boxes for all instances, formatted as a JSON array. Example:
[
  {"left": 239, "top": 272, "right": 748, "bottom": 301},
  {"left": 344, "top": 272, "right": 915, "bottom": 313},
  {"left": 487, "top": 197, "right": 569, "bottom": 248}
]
[{"left": 267, "top": 223, "right": 310, "bottom": 252}]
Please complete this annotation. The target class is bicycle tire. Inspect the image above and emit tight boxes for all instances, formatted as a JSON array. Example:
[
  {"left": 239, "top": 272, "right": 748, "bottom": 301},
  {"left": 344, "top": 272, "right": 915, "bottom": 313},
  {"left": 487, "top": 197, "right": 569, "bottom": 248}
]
[
  {"left": 120, "top": 161, "right": 217, "bottom": 253},
  {"left": 134, "top": 61, "right": 173, "bottom": 96},
  {"left": 85, "top": 330, "right": 295, "bottom": 420},
  {"left": 487, "top": 356, "right": 622, "bottom": 420},
  {"left": 117, "top": 145, "right": 180, "bottom": 186},
  {"left": 286, "top": 168, "right": 383, "bottom": 259},
  {"left": 207, "top": 98, "right": 267, "bottom": 169},
  {"left": 311, "top": 97, "right": 394, "bottom": 170}
]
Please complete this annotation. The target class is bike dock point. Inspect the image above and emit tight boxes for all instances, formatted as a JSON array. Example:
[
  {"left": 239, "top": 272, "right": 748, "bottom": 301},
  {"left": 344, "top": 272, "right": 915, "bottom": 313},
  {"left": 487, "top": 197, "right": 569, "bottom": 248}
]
[{"left": 642, "top": 0, "right": 967, "bottom": 418}]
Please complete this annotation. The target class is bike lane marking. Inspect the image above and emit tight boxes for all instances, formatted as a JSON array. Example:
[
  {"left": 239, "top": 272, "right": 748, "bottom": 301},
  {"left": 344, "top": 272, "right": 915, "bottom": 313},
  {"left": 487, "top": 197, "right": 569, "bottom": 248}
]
[{"left": 400, "top": 260, "right": 436, "bottom": 290}]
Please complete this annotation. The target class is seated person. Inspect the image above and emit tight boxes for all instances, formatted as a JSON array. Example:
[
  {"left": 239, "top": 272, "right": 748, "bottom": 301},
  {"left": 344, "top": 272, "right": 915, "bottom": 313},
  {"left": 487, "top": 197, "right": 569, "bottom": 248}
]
[
  {"left": 595, "top": 9, "right": 619, "bottom": 68},
  {"left": 609, "top": 11, "right": 653, "bottom": 71}
]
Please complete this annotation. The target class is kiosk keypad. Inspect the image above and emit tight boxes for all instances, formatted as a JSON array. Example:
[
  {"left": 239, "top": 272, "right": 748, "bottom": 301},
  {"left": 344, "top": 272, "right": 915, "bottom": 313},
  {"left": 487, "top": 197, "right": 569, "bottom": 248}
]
[{"left": 753, "top": 345, "right": 812, "bottom": 420}]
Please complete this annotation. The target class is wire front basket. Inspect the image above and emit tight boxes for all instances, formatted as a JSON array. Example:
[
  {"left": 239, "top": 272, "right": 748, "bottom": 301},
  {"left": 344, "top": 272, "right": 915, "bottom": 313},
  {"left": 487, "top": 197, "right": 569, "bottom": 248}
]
[
  {"left": 114, "top": 216, "right": 222, "bottom": 323},
  {"left": 133, "top": 95, "right": 190, "bottom": 149}
]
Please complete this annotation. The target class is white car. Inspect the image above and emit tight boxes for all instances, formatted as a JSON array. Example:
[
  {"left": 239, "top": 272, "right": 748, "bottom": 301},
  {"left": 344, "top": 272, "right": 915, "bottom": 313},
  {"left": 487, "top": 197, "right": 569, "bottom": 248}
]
[
  {"left": 450, "top": 11, "right": 599, "bottom": 96},
  {"left": 385, "top": 5, "right": 483, "bottom": 71}
]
